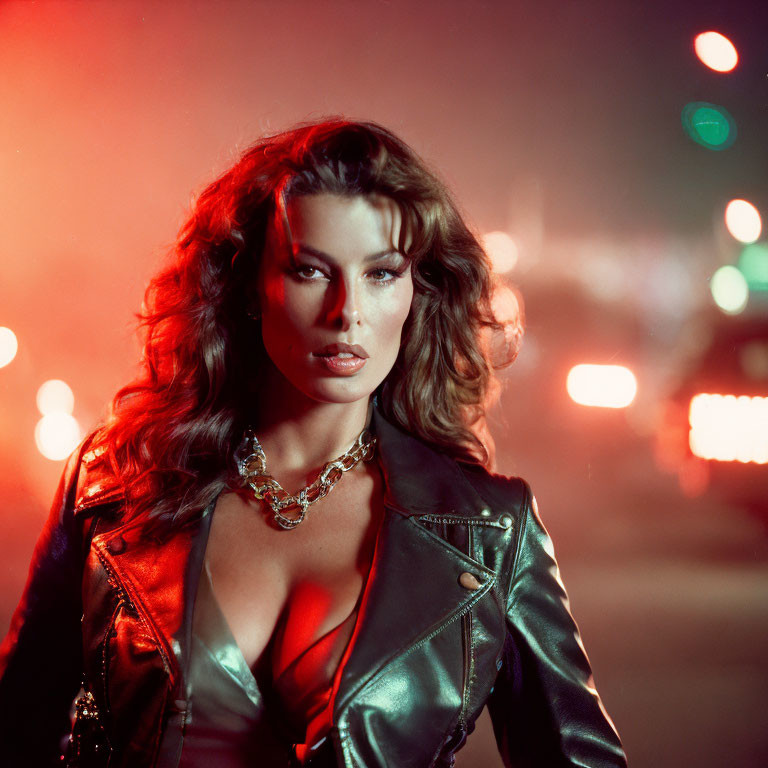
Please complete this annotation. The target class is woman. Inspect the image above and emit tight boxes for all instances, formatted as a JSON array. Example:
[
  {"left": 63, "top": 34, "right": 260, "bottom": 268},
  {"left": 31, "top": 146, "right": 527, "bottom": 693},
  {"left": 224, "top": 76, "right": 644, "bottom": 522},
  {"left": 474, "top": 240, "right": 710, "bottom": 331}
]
[{"left": 0, "top": 119, "right": 626, "bottom": 767}]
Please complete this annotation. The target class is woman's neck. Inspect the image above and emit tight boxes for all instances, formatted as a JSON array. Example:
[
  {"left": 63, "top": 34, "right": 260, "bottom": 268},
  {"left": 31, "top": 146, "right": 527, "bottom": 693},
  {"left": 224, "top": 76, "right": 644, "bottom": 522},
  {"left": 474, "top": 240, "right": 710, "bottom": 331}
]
[{"left": 249, "top": 370, "right": 372, "bottom": 482}]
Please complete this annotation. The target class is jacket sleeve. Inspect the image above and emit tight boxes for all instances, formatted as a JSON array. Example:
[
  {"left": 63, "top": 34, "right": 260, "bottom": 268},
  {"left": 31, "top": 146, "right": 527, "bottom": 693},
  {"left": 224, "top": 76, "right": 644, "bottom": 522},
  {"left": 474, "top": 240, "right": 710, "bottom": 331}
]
[
  {"left": 486, "top": 486, "right": 627, "bottom": 768},
  {"left": 0, "top": 442, "right": 90, "bottom": 766}
]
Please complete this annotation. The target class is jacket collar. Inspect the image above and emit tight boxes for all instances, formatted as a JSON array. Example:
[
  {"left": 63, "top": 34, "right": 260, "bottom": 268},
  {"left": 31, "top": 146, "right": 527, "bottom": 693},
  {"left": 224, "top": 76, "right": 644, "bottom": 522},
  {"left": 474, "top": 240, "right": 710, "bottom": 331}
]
[
  {"left": 88, "top": 405, "right": 497, "bottom": 716},
  {"left": 370, "top": 405, "right": 490, "bottom": 517}
]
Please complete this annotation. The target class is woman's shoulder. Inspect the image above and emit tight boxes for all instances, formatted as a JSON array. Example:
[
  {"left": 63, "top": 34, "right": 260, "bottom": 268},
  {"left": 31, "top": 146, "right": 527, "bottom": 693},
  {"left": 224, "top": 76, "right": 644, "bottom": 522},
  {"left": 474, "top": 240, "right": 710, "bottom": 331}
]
[
  {"left": 454, "top": 460, "right": 533, "bottom": 520},
  {"left": 372, "top": 403, "right": 533, "bottom": 521},
  {"left": 67, "top": 429, "right": 125, "bottom": 517}
]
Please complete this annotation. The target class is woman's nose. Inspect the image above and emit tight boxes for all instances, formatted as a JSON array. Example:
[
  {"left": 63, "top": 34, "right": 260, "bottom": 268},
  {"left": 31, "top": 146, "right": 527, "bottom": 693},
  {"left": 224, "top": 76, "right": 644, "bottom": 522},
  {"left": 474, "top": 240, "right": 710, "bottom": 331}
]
[{"left": 329, "top": 279, "right": 362, "bottom": 330}]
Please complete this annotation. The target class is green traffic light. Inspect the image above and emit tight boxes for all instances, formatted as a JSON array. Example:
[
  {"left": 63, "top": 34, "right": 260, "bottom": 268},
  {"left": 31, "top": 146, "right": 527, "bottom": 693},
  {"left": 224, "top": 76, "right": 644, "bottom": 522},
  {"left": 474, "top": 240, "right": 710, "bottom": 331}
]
[
  {"left": 738, "top": 243, "right": 768, "bottom": 291},
  {"left": 681, "top": 102, "right": 736, "bottom": 150}
]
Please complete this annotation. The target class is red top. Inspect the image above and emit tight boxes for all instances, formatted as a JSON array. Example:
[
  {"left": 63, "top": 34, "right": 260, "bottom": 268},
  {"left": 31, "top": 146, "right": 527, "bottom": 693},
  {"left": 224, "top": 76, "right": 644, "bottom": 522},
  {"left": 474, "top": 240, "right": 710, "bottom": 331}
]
[{"left": 274, "top": 606, "right": 359, "bottom": 763}]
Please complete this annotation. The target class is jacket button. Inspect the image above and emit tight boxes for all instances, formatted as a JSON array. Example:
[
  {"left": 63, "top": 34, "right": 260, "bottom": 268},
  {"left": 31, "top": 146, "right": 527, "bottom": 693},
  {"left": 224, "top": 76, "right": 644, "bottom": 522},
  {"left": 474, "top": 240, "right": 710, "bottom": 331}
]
[
  {"left": 459, "top": 571, "right": 483, "bottom": 590},
  {"left": 107, "top": 535, "right": 127, "bottom": 555},
  {"left": 498, "top": 515, "right": 512, "bottom": 529}
]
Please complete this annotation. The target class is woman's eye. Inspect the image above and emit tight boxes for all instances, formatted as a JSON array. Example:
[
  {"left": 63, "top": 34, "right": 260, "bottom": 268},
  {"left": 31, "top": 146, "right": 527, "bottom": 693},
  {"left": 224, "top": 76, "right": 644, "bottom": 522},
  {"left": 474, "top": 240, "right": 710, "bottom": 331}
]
[
  {"left": 368, "top": 267, "right": 403, "bottom": 283},
  {"left": 292, "top": 264, "right": 327, "bottom": 281}
]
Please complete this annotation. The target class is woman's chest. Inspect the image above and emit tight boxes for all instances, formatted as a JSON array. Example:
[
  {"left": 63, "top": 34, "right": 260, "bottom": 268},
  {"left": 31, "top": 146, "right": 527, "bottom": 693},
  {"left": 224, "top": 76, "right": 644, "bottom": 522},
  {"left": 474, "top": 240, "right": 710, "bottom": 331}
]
[
  {"left": 81, "top": 472, "right": 514, "bottom": 768},
  {"left": 204, "top": 471, "right": 384, "bottom": 683}
]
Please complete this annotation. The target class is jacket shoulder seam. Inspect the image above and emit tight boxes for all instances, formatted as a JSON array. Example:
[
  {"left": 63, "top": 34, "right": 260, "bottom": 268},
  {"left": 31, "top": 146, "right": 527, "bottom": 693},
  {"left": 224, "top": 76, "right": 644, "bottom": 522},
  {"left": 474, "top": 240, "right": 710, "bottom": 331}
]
[
  {"left": 454, "top": 464, "right": 529, "bottom": 519},
  {"left": 73, "top": 438, "right": 125, "bottom": 515},
  {"left": 509, "top": 482, "right": 533, "bottom": 584}
]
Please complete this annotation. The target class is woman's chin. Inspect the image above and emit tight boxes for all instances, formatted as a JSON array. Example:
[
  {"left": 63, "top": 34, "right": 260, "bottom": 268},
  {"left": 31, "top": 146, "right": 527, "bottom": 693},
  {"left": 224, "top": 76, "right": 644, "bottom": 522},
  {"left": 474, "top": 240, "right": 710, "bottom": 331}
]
[
  {"left": 295, "top": 375, "right": 379, "bottom": 406},
  {"left": 308, "top": 383, "right": 375, "bottom": 406}
]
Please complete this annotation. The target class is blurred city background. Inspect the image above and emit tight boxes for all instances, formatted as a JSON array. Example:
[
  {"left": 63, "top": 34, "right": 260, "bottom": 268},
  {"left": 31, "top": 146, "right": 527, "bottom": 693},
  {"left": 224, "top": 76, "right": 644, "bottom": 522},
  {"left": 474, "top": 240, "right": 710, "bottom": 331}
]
[{"left": 1, "top": 2, "right": 766, "bottom": 766}]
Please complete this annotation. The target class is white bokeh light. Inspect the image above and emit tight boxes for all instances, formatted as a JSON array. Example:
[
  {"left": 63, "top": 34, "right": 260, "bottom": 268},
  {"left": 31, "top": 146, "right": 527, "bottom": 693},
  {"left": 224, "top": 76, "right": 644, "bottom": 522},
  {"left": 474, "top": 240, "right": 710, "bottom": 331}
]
[
  {"left": 482, "top": 231, "right": 518, "bottom": 273},
  {"left": 694, "top": 31, "right": 738, "bottom": 73},
  {"left": 711, "top": 265, "right": 749, "bottom": 315},
  {"left": 37, "top": 379, "right": 76, "bottom": 415},
  {"left": 35, "top": 413, "right": 82, "bottom": 461},
  {"left": 725, "top": 199, "right": 762, "bottom": 244},
  {"left": 0, "top": 327, "right": 19, "bottom": 368}
]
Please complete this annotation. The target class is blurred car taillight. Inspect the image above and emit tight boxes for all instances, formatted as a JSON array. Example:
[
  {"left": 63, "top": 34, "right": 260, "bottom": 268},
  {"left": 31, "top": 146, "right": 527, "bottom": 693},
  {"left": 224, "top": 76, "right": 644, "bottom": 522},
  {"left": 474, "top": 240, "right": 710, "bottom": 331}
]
[
  {"left": 653, "top": 313, "right": 768, "bottom": 514},
  {"left": 689, "top": 393, "right": 768, "bottom": 464},
  {"left": 566, "top": 364, "right": 637, "bottom": 408}
]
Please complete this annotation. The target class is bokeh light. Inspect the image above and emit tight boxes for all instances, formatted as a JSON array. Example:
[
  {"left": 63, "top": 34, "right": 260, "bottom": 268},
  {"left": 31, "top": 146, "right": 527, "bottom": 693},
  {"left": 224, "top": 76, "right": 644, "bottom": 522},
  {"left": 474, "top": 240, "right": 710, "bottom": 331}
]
[
  {"left": 490, "top": 282, "right": 522, "bottom": 326},
  {"left": 710, "top": 265, "right": 748, "bottom": 314},
  {"left": 738, "top": 243, "right": 768, "bottom": 290},
  {"left": 482, "top": 231, "right": 518, "bottom": 273},
  {"left": 488, "top": 282, "right": 523, "bottom": 364},
  {"left": 566, "top": 364, "right": 637, "bottom": 409},
  {"left": 37, "top": 379, "right": 76, "bottom": 415},
  {"left": 35, "top": 412, "right": 82, "bottom": 461},
  {"left": 689, "top": 394, "right": 768, "bottom": 464},
  {"left": 724, "top": 199, "right": 762, "bottom": 244},
  {"left": 681, "top": 102, "right": 736, "bottom": 150},
  {"left": 694, "top": 31, "right": 738, "bottom": 73},
  {"left": 0, "top": 327, "right": 19, "bottom": 368}
]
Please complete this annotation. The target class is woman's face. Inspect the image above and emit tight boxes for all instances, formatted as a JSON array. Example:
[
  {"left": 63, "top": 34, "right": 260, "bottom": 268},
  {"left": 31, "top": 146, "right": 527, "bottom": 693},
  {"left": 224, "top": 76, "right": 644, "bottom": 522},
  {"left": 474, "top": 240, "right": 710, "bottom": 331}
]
[{"left": 255, "top": 193, "right": 414, "bottom": 405}]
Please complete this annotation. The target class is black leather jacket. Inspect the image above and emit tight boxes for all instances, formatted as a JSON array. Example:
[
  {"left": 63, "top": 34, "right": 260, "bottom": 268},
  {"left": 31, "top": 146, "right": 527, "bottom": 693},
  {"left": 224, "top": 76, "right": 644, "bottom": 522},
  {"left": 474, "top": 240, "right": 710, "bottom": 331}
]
[{"left": 0, "top": 408, "right": 627, "bottom": 767}]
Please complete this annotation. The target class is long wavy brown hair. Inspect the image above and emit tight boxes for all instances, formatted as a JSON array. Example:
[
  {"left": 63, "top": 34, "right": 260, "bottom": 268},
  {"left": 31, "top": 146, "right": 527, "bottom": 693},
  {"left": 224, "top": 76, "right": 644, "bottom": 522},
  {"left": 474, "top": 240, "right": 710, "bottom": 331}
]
[{"left": 96, "top": 118, "right": 521, "bottom": 534}]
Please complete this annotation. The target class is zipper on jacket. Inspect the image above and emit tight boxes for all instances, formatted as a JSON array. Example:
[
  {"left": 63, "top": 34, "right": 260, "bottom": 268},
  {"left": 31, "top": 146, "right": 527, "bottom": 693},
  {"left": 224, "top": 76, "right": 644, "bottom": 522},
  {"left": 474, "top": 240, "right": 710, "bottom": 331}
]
[
  {"left": 97, "top": 552, "right": 173, "bottom": 675},
  {"left": 418, "top": 513, "right": 513, "bottom": 530},
  {"left": 457, "top": 528, "right": 475, "bottom": 731},
  {"left": 458, "top": 612, "right": 472, "bottom": 731},
  {"left": 98, "top": 552, "right": 138, "bottom": 616},
  {"left": 100, "top": 599, "right": 123, "bottom": 719},
  {"left": 96, "top": 554, "right": 141, "bottom": 722}
]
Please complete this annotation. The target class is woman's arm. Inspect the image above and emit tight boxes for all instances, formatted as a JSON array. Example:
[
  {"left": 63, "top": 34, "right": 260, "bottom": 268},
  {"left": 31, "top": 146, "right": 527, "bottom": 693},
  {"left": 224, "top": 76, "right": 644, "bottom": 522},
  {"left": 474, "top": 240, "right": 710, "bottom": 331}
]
[
  {"left": 0, "top": 443, "right": 90, "bottom": 765},
  {"left": 486, "top": 488, "right": 627, "bottom": 768}
]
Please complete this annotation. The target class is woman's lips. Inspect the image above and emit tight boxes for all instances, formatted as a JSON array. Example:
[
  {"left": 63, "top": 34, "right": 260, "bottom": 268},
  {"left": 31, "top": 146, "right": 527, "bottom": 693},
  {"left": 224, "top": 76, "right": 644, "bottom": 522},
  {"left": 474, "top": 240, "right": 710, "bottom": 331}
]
[
  {"left": 313, "top": 342, "right": 369, "bottom": 376},
  {"left": 315, "top": 343, "right": 369, "bottom": 358},
  {"left": 314, "top": 352, "right": 367, "bottom": 375}
]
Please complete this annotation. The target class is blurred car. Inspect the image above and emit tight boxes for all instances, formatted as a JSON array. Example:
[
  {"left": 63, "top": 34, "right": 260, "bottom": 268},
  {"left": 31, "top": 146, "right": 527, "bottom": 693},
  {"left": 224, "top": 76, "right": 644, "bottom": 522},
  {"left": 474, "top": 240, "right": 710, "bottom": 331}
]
[
  {"left": 494, "top": 278, "right": 650, "bottom": 494},
  {"left": 655, "top": 312, "right": 768, "bottom": 516}
]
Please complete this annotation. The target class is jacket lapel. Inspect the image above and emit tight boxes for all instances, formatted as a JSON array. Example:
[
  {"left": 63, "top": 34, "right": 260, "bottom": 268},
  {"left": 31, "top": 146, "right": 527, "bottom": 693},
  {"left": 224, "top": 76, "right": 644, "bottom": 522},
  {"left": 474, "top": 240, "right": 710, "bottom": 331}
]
[
  {"left": 89, "top": 502, "right": 212, "bottom": 691},
  {"left": 331, "top": 409, "right": 497, "bottom": 716}
]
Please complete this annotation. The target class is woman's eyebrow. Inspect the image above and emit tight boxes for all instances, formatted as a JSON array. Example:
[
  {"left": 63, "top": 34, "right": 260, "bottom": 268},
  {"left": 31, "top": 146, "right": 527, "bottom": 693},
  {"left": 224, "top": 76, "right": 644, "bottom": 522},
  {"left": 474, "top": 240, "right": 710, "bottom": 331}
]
[{"left": 294, "top": 243, "right": 401, "bottom": 264}]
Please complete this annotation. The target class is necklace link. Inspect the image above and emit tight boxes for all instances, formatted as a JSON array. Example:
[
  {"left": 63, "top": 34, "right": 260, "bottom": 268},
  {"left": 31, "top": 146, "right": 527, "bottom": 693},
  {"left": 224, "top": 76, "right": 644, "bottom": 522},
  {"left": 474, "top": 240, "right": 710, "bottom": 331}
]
[{"left": 236, "top": 426, "right": 376, "bottom": 530}]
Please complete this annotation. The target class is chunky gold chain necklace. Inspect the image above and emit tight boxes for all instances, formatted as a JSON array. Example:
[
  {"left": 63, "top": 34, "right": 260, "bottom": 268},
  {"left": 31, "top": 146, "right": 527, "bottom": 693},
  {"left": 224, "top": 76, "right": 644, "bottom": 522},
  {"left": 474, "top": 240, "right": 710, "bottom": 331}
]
[{"left": 236, "top": 426, "right": 376, "bottom": 530}]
